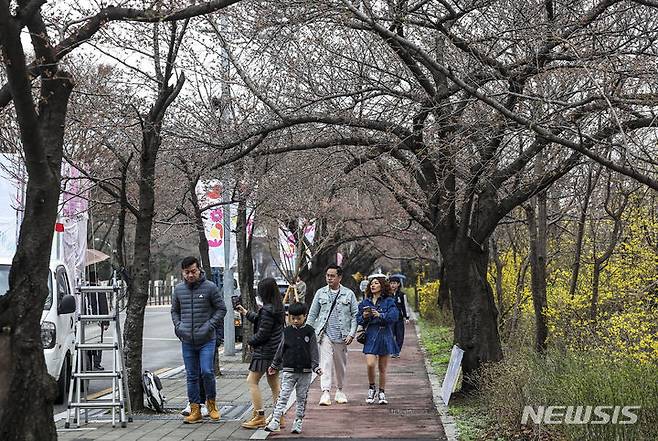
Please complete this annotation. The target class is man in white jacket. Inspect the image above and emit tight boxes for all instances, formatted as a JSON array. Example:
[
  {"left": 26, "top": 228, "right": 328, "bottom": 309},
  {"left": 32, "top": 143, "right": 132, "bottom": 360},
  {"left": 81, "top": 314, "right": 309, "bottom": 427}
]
[{"left": 306, "top": 264, "right": 358, "bottom": 406}]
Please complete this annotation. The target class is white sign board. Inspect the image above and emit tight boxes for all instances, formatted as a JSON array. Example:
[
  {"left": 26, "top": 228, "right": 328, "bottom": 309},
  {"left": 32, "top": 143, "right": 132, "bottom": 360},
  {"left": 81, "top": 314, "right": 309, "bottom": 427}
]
[{"left": 440, "top": 345, "right": 464, "bottom": 406}]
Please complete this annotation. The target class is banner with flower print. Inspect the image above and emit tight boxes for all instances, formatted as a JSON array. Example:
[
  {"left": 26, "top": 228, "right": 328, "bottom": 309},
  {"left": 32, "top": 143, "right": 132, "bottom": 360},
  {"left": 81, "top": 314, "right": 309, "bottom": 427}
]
[{"left": 196, "top": 180, "right": 255, "bottom": 268}]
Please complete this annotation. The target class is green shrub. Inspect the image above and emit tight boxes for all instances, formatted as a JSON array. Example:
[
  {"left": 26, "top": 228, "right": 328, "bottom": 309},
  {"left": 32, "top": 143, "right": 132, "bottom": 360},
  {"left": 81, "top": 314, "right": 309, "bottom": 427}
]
[{"left": 479, "top": 348, "right": 658, "bottom": 441}]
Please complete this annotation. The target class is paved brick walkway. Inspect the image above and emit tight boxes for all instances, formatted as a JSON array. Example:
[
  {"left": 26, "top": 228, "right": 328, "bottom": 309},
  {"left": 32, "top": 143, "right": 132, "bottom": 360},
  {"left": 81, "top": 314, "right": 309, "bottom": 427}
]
[
  {"left": 273, "top": 321, "right": 446, "bottom": 440},
  {"left": 55, "top": 322, "right": 446, "bottom": 440}
]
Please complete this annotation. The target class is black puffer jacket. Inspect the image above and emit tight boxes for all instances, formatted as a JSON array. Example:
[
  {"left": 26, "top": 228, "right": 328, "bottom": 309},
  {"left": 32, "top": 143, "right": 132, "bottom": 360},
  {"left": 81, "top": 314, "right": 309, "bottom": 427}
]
[
  {"left": 245, "top": 304, "right": 285, "bottom": 360},
  {"left": 171, "top": 274, "right": 227, "bottom": 345}
]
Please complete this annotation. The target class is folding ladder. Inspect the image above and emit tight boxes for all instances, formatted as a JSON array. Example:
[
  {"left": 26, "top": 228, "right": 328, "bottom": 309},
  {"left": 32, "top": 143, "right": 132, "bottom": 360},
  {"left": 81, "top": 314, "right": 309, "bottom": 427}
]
[{"left": 65, "top": 274, "right": 132, "bottom": 428}]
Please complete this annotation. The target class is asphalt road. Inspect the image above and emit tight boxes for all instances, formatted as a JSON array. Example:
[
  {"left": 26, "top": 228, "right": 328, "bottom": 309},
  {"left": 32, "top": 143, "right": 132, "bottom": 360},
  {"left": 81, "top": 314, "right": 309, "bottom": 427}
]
[{"left": 53, "top": 306, "right": 182, "bottom": 415}]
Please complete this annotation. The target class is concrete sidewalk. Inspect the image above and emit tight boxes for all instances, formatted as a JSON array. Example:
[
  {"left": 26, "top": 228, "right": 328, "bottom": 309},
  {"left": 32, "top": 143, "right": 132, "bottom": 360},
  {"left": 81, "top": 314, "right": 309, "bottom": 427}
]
[
  {"left": 56, "top": 350, "right": 269, "bottom": 441},
  {"left": 56, "top": 321, "right": 447, "bottom": 440}
]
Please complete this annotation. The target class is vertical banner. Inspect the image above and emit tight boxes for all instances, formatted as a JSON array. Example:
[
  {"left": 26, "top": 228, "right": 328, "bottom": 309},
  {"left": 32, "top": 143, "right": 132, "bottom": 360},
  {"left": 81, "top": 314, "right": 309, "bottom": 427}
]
[
  {"left": 301, "top": 218, "right": 316, "bottom": 244},
  {"left": 278, "top": 225, "right": 296, "bottom": 278},
  {"left": 60, "top": 162, "right": 89, "bottom": 283},
  {"left": 298, "top": 218, "right": 316, "bottom": 268},
  {"left": 196, "top": 180, "right": 250, "bottom": 269}
]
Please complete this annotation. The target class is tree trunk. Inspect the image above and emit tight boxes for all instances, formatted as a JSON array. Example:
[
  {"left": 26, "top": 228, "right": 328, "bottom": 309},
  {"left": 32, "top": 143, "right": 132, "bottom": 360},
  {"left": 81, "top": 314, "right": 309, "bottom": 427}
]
[
  {"left": 189, "top": 177, "right": 211, "bottom": 272},
  {"left": 437, "top": 261, "right": 451, "bottom": 311},
  {"left": 507, "top": 257, "right": 529, "bottom": 338},
  {"left": 0, "top": 70, "right": 72, "bottom": 439},
  {"left": 591, "top": 263, "right": 601, "bottom": 321},
  {"left": 122, "top": 45, "right": 185, "bottom": 406},
  {"left": 490, "top": 235, "right": 504, "bottom": 318},
  {"left": 301, "top": 245, "right": 335, "bottom": 302},
  {"left": 525, "top": 194, "right": 549, "bottom": 353},
  {"left": 236, "top": 196, "right": 255, "bottom": 362},
  {"left": 124, "top": 127, "right": 159, "bottom": 411},
  {"left": 299, "top": 219, "right": 336, "bottom": 303},
  {"left": 441, "top": 237, "right": 503, "bottom": 392},
  {"left": 569, "top": 166, "right": 597, "bottom": 298}
]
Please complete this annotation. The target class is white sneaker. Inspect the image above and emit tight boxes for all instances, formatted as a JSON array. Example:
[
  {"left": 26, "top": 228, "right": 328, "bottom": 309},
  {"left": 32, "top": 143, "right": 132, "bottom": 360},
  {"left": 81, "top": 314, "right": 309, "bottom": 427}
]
[
  {"left": 264, "top": 418, "right": 280, "bottom": 432},
  {"left": 201, "top": 404, "right": 209, "bottom": 417},
  {"left": 180, "top": 402, "right": 191, "bottom": 416},
  {"left": 378, "top": 391, "right": 388, "bottom": 405},
  {"left": 319, "top": 390, "right": 331, "bottom": 406},
  {"left": 291, "top": 418, "right": 303, "bottom": 434},
  {"left": 366, "top": 388, "right": 376, "bottom": 404},
  {"left": 334, "top": 389, "right": 348, "bottom": 404}
]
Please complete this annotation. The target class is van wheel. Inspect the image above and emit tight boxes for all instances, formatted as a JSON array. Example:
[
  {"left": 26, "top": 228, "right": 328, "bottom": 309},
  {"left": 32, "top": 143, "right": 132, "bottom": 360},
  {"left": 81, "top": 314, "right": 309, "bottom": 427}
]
[{"left": 55, "top": 354, "right": 71, "bottom": 404}]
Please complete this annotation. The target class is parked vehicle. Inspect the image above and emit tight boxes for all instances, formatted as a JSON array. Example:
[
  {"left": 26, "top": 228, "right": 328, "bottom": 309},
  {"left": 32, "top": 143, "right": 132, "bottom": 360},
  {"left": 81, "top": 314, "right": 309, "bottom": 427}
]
[
  {"left": 0, "top": 257, "right": 77, "bottom": 403},
  {"left": 0, "top": 153, "right": 85, "bottom": 404}
]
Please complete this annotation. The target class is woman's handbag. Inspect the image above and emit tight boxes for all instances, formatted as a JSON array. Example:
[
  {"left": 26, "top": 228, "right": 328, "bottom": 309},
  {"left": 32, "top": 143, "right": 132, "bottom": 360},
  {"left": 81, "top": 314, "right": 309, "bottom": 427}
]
[{"left": 356, "top": 325, "right": 367, "bottom": 344}]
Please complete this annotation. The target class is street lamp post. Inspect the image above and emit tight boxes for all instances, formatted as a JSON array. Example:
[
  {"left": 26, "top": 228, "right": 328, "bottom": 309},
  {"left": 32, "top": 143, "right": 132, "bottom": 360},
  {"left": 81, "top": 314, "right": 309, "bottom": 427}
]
[{"left": 222, "top": 183, "right": 235, "bottom": 356}]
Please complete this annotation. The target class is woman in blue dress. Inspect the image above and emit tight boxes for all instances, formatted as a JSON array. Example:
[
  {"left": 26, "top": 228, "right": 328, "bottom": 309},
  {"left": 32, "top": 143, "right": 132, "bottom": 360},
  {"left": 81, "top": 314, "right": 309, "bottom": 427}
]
[{"left": 357, "top": 276, "right": 399, "bottom": 405}]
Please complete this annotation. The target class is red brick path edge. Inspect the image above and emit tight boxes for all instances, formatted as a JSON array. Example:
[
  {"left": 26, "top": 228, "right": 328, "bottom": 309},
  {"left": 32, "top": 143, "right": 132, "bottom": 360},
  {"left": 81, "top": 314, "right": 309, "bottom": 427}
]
[{"left": 274, "top": 321, "right": 447, "bottom": 440}]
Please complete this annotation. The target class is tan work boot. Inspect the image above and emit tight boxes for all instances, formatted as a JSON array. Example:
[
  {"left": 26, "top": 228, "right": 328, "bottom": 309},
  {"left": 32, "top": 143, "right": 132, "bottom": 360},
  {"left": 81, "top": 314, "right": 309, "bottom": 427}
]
[
  {"left": 183, "top": 403, "right": 202, "bottom": 424},
  {"left": 241, "top": 409, "right": 266, "bottom": 429},
  {"left": 206, "top": 399, "right": 221, "bottom": 422}
]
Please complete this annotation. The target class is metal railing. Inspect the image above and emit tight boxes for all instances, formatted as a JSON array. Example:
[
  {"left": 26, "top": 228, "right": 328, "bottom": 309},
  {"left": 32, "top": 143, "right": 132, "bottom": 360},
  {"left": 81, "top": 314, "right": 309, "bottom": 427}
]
[{"left": 147, "top": 278, "right": 177, "bottom": 305}]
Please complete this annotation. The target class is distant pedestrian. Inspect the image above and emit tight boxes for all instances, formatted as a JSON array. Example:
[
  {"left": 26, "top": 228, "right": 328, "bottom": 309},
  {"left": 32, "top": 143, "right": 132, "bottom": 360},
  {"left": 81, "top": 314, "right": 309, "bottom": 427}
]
[
  {"left": 307, "top": 264, "right": 358, "bottom": 406},
  {"left": 85, "top": 271, "right": 109, "bottom": 371},
  {"left": 389, "top": 275, "right": 409, "bottom": 357},
  {"left": 357, "top": 276, "right": 399, "bottom": 405},
  {"left": 295, "top": 275, "right": 307, "bottom": 304},
  {"left": 265, "top": 302, "right": 322, "bottom": 434},
  {"left": 235, "top": 278, "right": 285, "bottom": 429},
  {"left": 171, "top": 256, "right": 226, "bottom": 424}
]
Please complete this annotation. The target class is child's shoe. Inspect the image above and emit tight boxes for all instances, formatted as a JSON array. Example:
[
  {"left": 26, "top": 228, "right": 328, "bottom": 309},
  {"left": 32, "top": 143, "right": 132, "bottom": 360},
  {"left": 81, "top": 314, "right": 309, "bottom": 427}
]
[
  {"left": 291, "top": 418, "right": 303, "bottom": 434},
  {"left": 265, "top": 418, "right": 280, "bottom": 432}
]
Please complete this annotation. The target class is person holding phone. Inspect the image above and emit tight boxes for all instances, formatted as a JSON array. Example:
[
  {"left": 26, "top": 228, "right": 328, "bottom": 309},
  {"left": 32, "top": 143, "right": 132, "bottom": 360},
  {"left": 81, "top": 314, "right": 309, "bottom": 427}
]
[
  {"left": 234, "top": 278, "right": 285, "bottom": 429},
  {"left": 356, "top": 276, "right": 399, "bottom": 405}
]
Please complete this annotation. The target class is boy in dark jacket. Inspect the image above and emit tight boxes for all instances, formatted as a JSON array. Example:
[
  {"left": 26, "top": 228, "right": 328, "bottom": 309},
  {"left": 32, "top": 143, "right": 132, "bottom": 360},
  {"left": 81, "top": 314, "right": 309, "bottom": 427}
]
[{"left": 265, "top": 302, "right": 322, "bottom": 434}]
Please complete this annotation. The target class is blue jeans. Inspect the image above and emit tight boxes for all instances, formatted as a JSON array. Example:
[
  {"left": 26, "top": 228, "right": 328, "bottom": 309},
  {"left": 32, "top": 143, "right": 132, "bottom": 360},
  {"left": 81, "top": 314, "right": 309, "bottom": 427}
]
[{"left": 182, "top": 339, "right": 216, "bottom": 403}]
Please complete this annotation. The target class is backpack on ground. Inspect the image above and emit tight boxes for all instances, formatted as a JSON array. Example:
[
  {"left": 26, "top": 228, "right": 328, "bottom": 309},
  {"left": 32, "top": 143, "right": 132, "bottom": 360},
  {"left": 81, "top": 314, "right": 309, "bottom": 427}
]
[{"left": 142, "top": 370, "right": 165, "bottom": 412}]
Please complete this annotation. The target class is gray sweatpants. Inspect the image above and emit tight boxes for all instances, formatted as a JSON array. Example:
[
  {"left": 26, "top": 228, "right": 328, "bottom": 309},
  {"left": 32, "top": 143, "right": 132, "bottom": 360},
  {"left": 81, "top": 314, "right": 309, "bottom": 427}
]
[{"left": 272, "top": 371, "right": 313, "bottom": 420}]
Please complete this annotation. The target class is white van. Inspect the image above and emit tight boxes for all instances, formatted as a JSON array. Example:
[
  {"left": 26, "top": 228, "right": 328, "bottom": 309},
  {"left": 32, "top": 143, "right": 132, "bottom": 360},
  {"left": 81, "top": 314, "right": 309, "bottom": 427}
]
[
  {"left": 1, "top": 153, "right": 83, "bottom": 405},
  {"left": 0, "top": 256, "right": 77, "bottom": 403}
]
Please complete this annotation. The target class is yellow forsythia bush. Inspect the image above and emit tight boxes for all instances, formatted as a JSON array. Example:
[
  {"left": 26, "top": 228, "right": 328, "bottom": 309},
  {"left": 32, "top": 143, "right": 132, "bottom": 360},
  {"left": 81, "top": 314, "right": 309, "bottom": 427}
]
[
  {"left": 490, "top": 201, "right": 658, "bottom": 365},
  {"left": 416, "top": 281, "right": 440, "bottom": 322}
]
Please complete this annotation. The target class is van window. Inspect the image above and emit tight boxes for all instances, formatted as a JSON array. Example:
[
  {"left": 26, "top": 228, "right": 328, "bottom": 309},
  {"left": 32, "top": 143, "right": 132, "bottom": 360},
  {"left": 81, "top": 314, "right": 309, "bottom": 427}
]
[
  {"left": 55, "top": 266, "right": 70, "bottom": 302},
  {"left": 0, "top": 265, "right": 9, "bottom": 297},
  {"left": 0, "top": 265, "right": 53, "bottom": 310},
  {"left": 44, "top": 271, "right": 54, "bottom": 310}
]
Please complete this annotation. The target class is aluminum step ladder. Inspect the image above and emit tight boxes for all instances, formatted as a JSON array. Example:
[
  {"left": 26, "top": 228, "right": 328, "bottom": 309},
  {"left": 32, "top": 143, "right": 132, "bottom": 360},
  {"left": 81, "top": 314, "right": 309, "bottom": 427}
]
[{"left": 65, "top": 274, "right": 132, "bottom": 428}]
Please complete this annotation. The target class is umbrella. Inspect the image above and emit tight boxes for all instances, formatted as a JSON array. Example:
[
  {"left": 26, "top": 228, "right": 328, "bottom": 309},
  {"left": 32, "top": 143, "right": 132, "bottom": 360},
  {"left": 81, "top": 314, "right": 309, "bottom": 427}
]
[{"left": 85, "top": 248, "right": 110, "bottom": 266}]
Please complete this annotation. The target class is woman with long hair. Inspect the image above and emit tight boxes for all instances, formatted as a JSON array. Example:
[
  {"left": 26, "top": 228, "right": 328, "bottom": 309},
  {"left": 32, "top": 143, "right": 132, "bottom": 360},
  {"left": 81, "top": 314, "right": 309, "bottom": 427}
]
[
  {"left": 356, "top": 276, "right": 399, "bottom": 405},
  {"left": 235, "top": 278, "right": 285, "bottom": 429}
]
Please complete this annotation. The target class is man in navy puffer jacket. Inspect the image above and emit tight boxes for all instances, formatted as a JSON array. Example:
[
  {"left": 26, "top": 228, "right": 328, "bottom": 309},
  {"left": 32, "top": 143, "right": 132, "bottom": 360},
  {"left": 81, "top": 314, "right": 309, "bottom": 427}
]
[{"left": 171, "top": 256, "right": 226, "bottom": 423}]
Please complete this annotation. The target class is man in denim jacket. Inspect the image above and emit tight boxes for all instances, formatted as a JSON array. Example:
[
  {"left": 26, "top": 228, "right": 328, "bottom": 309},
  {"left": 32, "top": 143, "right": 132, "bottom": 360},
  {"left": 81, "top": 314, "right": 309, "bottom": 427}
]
[{"left": 306, "top": 264, "right": 358, "bottom": 406}]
